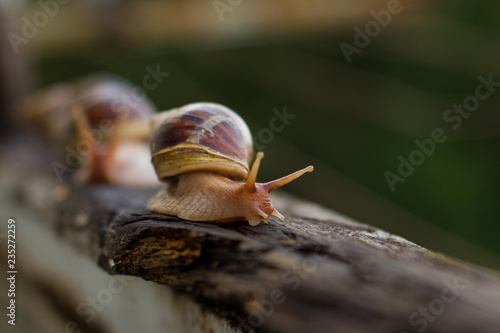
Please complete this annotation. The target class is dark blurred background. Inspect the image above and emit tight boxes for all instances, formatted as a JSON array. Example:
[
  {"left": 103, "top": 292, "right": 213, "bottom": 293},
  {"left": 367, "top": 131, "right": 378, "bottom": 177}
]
[{"left": 2, "top": 0, "right": 500, "bottom": 269}]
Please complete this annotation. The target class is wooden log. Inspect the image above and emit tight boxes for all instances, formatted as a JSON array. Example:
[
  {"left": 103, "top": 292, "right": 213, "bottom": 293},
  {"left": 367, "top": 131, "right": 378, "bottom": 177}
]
[
  {"left": 1, "top": 139, "right": 244, "bottom": 333},
  {"left": 0, "top": 189, "right": 243, "bottom": 333},
  {"left": 3, "top": 138, "right": 500, "bottom": 333}
]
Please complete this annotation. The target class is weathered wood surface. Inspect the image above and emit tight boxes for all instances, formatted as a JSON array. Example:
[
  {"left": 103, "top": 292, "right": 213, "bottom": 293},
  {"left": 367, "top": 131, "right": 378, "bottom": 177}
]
[
  {"left": 4, "top": 138, "right": 500, "bottom": 333},
  {"left": 0, "top": 187, "right": 242, "bottom": 333}
]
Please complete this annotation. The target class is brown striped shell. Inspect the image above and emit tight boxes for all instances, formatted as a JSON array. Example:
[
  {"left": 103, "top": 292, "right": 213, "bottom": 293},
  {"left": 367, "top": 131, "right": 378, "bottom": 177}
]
[
  {"left": 20, "top": 73, "right": 155, "bottom": 145},
  {"left": 68, "top": 74, "right": 157, "bottom": 184},
  {"left": 20, "top": 74, "right": 159, "bottom": 185},
  {"left": 72, "top": 74, "right": 155, "bottom": 130},
  {"left": 150, "top": 103, "right": 253, "bottom": 181}
]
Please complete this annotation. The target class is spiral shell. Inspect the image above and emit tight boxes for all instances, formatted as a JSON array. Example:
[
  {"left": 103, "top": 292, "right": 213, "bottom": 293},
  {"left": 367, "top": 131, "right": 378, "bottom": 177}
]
[
  {"left": 20, "top": 73, "right": 155, "bottom": 145},
  {"left": 20, "top": 73, "right": 159, "bottom": 185},
  {"left": 72, "top": 74, "right": 154, "bottom": 131},
  {"left": 150, "top": 102, "right": 253, "bottom": 181}
]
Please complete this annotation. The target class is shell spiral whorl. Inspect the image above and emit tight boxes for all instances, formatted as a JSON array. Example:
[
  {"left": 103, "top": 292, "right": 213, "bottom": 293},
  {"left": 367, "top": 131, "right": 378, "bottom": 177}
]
[{"left": 150, "top": 102, "right": 252, "bottom": 181}]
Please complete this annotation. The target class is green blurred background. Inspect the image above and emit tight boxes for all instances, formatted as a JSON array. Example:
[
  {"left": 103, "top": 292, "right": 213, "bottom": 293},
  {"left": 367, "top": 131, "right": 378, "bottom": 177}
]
[{"left": 5, "top": 0, "right": 500, "bottom": 269}]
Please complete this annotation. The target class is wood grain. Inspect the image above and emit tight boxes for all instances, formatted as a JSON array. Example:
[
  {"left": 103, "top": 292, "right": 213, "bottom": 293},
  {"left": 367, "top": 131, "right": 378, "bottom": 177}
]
[{"left": 4, "top": 139, "right": 500, "bottom": 333}]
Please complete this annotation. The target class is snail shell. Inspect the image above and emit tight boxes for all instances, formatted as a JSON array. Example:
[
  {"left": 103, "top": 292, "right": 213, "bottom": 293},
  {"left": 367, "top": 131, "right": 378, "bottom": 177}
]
[
  {"left": 148, "top": 102, "right": 313, "bottom": 226},
  {"left": 150, "top": 102, "right": 252, "bottom": 181},
  {"left": 20, "top": 73, "right": 159, "bottom": 186}
]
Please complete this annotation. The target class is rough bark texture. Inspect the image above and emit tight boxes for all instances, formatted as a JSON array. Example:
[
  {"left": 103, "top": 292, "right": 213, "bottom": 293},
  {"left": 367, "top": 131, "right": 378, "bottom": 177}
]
[{"left": 4, "top": 139, "right": 500, "bottom": 333}]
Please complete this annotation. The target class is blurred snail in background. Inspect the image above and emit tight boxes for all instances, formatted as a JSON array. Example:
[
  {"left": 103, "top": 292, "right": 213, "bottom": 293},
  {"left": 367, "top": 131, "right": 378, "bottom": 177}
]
[
  {"left": 20, "top": 74, "right": 160, "bottom": 186},
  {"left": 148, "top": 102, "right": 314, "bottom": 226}
]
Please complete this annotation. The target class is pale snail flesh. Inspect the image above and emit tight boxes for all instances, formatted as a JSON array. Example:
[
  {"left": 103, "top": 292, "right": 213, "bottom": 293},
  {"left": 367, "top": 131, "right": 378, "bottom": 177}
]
[{"left": 148, "top": 102, "right": 314, "bottom": 226}]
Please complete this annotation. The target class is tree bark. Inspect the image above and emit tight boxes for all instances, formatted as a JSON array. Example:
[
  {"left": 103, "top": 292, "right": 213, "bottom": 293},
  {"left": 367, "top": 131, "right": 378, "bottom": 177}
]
[{"left": 3, "top": 139, "right": 500, "bottom": 333}]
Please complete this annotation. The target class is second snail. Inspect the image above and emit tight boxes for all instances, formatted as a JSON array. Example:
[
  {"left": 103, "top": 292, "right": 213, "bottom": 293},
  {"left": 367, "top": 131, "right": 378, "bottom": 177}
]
[
  {"left": 148, "top": 102, "right": 313, "bottom": 226},
  {"left": 20, "top": 74, "right": 160, "bottom": 186}
]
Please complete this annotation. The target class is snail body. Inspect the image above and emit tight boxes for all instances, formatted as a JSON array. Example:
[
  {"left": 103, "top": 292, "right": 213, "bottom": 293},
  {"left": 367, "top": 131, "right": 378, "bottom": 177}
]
[
  {"left": 148, "top": 102, "right": 313, "bottom": 226},
  {"left": 20, "top": 74, "right": 160, "bottom": 186}
]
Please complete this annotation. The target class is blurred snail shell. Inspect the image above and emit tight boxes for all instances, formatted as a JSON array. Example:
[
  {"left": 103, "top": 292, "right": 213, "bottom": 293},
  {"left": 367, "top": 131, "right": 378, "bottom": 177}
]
[
  {"left": 148, "top": 102, "right": 314, "bottom": 226},
  {"left": 20, "top": 73, "right": 160, "bottom": 186}
]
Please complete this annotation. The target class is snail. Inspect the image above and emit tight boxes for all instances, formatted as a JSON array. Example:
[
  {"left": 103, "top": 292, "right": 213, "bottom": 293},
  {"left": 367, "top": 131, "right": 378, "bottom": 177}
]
[
  {"left": 148, "top": 102, "right": 314, "bottom": 226},
  {"left": 20, "top": 74, "right": 160, "bottom": 186}
]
